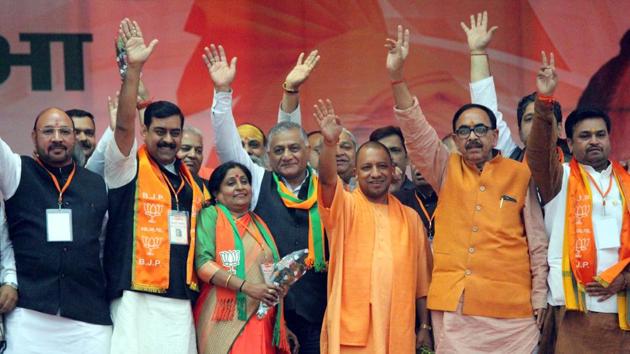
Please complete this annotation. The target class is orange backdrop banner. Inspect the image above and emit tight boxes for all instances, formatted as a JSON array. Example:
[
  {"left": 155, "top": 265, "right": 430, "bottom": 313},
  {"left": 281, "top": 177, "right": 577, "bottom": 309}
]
[{"left": 1, "top": 1, "right": 628, "bottom": 163}]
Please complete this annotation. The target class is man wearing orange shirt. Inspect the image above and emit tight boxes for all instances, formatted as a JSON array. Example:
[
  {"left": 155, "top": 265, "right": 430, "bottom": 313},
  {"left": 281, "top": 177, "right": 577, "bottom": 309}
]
[
  {"left": 314, "top": 99, "right": 432, "bottom": 354},
  {"left": 387, "top": 25, "right": 548, "bottom": 352}
]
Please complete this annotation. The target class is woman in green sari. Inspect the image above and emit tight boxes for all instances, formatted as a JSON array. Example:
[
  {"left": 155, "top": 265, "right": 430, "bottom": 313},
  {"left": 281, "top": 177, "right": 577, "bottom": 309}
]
[{"left": 194, "top": 161, "right": 290, "bottom": 354}]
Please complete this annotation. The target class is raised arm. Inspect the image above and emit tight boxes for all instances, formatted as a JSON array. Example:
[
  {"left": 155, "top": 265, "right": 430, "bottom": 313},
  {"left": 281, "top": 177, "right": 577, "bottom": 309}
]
[
  {"left": 312, "top": 99, "right": 343, "bottom": 207},
  {"left": 461, "top": 11, "right": 518, "bottom": 157},
  {"left": 461, "top": 11, "right": 497, "bottom": 82},
  {"left": 114, "top": 19, "right": 158, "bottom": 157},
  {"left": 279, "top": 50, "right": 320, "bottom": 123},
  {"left": 387, "top": 26, "right": 449, "bottom": 191},
  {"left": 526, "top": 51, "right": 563, "bottom": 204},
  {"left": 204, "top": 44, "right": 264, "bottom": 209}
]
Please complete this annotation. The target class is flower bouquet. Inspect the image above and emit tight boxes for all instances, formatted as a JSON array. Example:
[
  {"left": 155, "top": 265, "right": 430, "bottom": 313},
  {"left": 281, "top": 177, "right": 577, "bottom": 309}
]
[{"left": 256, "top": 249, "right": 310, "bottom": 318}]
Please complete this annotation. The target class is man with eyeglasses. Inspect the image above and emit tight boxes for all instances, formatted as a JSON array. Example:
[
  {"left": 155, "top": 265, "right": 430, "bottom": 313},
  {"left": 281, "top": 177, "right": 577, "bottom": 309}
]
[
  {"left": 387, "top": 25, "right": 548, "bottom": 352},
  {"left": 0, "top": 108, "right": 111, "bottom": 353}
]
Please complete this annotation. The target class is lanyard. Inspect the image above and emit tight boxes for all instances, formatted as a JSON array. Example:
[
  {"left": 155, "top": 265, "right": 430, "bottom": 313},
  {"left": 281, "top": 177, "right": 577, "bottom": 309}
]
[
  {"left": 414, "top": 193, "right": 435, "bottom": 229},
  {"left": 160, "top": 170, "right": 186, "bottom": 211},
  {"left": 584, "top": 171, "right": 613, "bottom": 209},
  {"left": 35, "top": 158, "right": 76, "bottom": 208}
]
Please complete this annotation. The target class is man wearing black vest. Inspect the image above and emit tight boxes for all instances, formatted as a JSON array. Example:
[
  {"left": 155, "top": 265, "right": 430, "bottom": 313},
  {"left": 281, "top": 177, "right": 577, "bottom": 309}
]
[
  {"left": 0, "top": 107, "right": 111, "bottom": 354},
  {"left": 104, "top": 19, "right": 206, "bottom": 354},
  {"left": 206, "top": 43, "right": 326, "bottom": 353}
]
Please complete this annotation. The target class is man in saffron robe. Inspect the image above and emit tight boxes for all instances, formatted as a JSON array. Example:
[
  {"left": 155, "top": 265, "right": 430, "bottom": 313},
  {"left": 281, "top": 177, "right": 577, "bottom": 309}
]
[{"left": 313, "top": 99, "right": 432, "bottom": 353}]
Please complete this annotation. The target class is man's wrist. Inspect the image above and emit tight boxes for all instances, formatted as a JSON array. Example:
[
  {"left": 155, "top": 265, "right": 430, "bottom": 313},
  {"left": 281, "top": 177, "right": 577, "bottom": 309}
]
[
  {"left": 470, "top": 49, "right": 487, "bottom": 55},
  {"left": 282, "top": 82, "right": 299, "bottom": 94},
  {"left": 2, "top": 282, "right": 18, "bottom": 290},
  {"left": 323, "top": 138, "right": 338, "bottom": 147},
  {"left": 389, "top": 71, "right": 404, "bottom": 82},
  {"left": 215, "top": 85, "right": 231, "bottom": 93}
]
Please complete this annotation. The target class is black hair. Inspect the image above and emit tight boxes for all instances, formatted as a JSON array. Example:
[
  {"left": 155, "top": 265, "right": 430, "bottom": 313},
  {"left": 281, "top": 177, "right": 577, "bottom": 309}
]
[
  {"left": 451, "top": 103, "right": 497, "bottom": 132},
  {"left": 144, "top": 101, "right": 184, "bottom": 128},
  {"left": 564, "top": 108, "right": 611, "bottom": 139},
  {"left": 207, "top": 161, "right": 252, "bottom": 204},
  {"left": 516, "top": 92, "right": 562, "bottom": 129},
  {"left": 368, "top": 125, "right": 406, "bottom": 153},
  {"left": 356, "top": 140, "right": 393, "bottom": 165},
  {"left": 65, "top": 109, "right": 95, "bottom": 121}
]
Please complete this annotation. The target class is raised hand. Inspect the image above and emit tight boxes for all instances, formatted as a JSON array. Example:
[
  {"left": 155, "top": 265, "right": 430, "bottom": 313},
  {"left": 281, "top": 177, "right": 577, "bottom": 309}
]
[
  {"left": 203, "top": 44, "right": 237, "bottom": 92},
  {"left": 536, "top": 51, "right": 558, "bottom": 96},
  {"left": 460, "top": 11, "right": 498, "bottom": 53},
  {"left": 119, "top": 18, "right": 158, "bottom": 69},
  {"left": 385, "top": 25, "right": 410, "bottom": 81},
  {"left": 313, "top": 99, "right": 342, "bottom": 145},
  {"left": 107, "top": 92, "right": 119, "bottom": 130},
  {"left": 284, "top": 50, "right": 320, "bottom": 91}
]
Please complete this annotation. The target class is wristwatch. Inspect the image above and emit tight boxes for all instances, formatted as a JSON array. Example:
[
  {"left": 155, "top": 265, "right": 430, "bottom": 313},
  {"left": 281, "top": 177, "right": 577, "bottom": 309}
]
[{"left": 2, "top": 282, "right": 18, "bottom": 290}]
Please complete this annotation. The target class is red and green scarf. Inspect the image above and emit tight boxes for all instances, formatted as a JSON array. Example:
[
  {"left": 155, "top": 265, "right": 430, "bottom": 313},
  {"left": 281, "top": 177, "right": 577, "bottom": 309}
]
[{"left": 213, "top": 204, "right": 289, "bottom": 350}]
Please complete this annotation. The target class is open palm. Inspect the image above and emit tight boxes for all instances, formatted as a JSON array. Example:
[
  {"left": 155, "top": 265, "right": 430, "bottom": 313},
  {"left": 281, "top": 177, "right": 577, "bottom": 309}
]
[
  {"left": 119, "top": 18, "right": 158, "bottom": 67},
  {"left": 203, "top": 44, "right": 237, "bottom": 88},
  {"left": 285, "top": 50, "right": 320, "bottom": 89},
  {"left": 313, "top": 99, "right": 342, "bottom": 143},
  {"left": 460, "top": 11, "right": 498, "bottom": 52}
]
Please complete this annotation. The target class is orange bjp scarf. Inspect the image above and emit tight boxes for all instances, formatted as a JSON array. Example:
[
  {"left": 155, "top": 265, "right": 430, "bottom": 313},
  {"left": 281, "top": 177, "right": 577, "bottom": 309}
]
[
  {"left": 563, "top": 159, "right": 630, "bottom": 330},
  {"left": 132, "top": 145, "right": 206, "bottom": 293}
]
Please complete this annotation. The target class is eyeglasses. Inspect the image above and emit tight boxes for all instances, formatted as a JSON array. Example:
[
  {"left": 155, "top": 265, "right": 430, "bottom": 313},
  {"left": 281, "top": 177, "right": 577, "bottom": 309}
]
[
  {"left": 37, "top": 127, "right": 74, "bottom": 138},
  {"left": 454, "top": 124, "right": 491, "bottom": 138}
]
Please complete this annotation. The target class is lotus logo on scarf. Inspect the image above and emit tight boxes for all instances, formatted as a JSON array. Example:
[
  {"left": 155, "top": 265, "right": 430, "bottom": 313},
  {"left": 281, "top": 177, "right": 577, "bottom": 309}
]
[
  {"left": 141, "top": 236, "right": 163, "bottom": 256},
  {"left": 219, "top": 250, "right": 241, "bottom": 274},
  {"left": 575, "top": 204, "right": 590, "bottom": 225},
  {"left": 144, "top": 203, "right": 164, "bottom": 224}
]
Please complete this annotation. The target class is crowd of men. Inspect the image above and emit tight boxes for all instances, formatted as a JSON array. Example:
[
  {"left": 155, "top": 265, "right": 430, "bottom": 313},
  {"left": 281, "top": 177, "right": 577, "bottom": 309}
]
[{"left": 0, "top": 12, "right": 629, "bottom": 354}]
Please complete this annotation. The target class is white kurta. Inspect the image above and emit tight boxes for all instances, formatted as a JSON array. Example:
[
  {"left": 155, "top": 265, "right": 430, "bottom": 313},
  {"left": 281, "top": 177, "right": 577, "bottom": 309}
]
[
  {"left": 110, "top": 291, "right": 196, "bottom": 354},
  {"left": 5, "top": 307, "right": 111, "bottom": 354}
]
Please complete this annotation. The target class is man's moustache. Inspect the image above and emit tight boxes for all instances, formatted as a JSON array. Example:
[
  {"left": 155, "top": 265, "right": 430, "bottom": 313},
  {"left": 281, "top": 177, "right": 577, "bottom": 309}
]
[{"left": 157, "top": 142, "right": 177, "bottom": 149}]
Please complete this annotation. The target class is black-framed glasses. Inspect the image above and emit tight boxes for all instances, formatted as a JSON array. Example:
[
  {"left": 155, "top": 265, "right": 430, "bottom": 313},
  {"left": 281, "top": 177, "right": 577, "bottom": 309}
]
[{"left": 454, "top": 124, "right": 491, "bottom": 138}]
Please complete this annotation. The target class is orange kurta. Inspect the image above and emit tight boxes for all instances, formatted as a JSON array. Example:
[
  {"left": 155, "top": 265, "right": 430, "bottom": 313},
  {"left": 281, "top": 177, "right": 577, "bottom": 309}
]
[{"left": 318, "top": 178, "right": 432, "bottom": 354}]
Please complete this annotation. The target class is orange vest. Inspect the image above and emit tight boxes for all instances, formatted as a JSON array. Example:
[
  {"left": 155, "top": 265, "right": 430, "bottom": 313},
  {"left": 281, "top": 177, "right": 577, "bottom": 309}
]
[{"left": 428, "top": 154, "right": 533, "bottom": 318}]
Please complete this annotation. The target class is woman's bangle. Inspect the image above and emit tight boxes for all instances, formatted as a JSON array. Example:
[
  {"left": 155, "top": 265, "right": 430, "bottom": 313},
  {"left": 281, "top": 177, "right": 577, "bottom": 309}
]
[
  {"left": 225, "top": 273, "right": 233, "bottom": 288},
  {"left": 239, "top": 280, "right": 246, "bottom": 292}
]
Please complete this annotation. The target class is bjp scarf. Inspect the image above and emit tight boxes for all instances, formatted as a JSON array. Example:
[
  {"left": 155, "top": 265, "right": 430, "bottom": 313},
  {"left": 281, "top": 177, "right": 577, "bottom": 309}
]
[
  {"left": 272, "top": 167, "right": 326, "bottom": 271},
  {"left": 212, "top": 204, "right": 289, "bottom": 351},
  {"left": 562, "top": 158, "right": 630, "bottom": 330},
  {"left": 132, "top": 145, "right": 207, "bottom": 293}
]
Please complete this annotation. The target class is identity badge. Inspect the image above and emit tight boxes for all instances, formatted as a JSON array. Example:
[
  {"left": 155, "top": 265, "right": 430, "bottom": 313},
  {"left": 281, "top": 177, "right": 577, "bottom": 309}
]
[
  {"left": 169, "top": 210, "right": 189, "bottom": 245},
  {"left": 46, "top": 209, "right": 73, "bottom": 242},
  {"left": 594, "top": 215, "right": 621, "bottom": 250}
]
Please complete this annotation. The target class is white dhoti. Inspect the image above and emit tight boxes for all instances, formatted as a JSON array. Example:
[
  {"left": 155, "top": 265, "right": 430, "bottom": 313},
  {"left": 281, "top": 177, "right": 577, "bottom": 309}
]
[
  {"left": 5, "top": 307, "right": 112, "bottom": 354},
  {"left": 110, "top": 290, "right": 196, "bottom": 354},
  {"left": 432, "top": 297, "right": 539, "bottom": 354}
]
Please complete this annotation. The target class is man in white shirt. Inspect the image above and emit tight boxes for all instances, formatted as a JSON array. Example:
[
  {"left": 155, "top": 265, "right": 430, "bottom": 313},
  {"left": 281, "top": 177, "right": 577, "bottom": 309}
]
[
  {"left": 527, "top": 51, "right": 630, "bottom": 352},
  {"left": 461, "top": 11, "right": 569, "bottom": 162}
]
